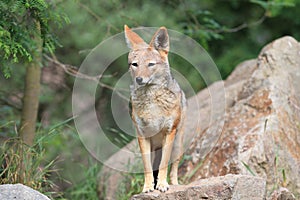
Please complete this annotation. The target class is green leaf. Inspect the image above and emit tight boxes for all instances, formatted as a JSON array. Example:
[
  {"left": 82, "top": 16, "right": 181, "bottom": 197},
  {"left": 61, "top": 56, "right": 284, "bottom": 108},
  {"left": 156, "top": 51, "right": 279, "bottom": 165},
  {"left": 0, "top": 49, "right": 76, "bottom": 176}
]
[{"left": 251, "top": 0, "right": 296, "bottom": 17}]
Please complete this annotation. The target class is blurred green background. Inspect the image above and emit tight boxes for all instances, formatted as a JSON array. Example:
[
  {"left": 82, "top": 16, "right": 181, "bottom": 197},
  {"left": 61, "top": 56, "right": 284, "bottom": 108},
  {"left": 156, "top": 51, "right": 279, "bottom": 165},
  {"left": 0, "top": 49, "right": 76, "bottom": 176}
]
[{"left": 1, "top": 0, "right": 300, "bottom": 199}]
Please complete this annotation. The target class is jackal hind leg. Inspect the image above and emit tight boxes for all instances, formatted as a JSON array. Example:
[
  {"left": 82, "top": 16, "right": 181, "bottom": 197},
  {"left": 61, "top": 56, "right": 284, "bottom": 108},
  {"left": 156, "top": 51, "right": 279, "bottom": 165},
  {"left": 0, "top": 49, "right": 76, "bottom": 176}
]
[
  {"left": 170, "top": 114, "right": 185, "bottom": 185},
  {"left": 152, "top": 148, "right": 162, "bottom": 188}
]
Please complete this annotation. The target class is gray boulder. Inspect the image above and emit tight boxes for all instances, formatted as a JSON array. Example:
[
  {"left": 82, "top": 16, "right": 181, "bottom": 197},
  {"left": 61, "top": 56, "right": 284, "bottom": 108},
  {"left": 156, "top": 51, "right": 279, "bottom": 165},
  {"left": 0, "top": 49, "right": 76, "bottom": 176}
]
[{"left": 0, "top": 184, "right": 50, "bottom": 200}]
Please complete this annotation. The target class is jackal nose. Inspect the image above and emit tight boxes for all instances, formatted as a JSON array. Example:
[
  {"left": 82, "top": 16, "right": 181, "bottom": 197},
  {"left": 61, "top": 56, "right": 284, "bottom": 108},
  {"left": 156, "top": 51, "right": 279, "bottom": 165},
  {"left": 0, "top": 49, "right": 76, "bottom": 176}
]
[{"left": 136, "top": 77, "right": 143, "bottom": 85}]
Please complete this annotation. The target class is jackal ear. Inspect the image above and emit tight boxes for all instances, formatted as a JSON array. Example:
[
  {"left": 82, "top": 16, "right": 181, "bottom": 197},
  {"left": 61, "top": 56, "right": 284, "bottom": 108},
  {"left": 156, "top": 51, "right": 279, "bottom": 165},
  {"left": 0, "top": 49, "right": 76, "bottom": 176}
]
[
  {"left": 124, "top": 25, "right": 146, "bottom": 49},
  {"left": 149, "top": 27, "right": 169, "bottom": 54}
]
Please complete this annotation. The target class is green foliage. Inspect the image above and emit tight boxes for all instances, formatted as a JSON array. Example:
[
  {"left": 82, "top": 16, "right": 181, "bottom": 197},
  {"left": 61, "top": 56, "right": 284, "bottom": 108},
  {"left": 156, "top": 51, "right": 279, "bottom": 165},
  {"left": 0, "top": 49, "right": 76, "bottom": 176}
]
[
  {"left": 205, "top": 0, "right": 300, "bottom": 78},
  {"left": 36, "top": 118, "right": 103, "bottom": 200},
  {"left": 60, "top": 161, "right": 101, "bottom": 200},
  {"left": 116, "top": 172, "right": 144, "bottom": 200},
  {"left": 116, "top": 160, "right": 144, "bottom": 200},
  {"left": 178, "top": 6, "right": 224, "bottom": 49},
  {"left": 251, "top": 0, "right": 296, "bottom": 17},
  {"left": 0, "top": 0, "right": 68, "bottom": 78}
]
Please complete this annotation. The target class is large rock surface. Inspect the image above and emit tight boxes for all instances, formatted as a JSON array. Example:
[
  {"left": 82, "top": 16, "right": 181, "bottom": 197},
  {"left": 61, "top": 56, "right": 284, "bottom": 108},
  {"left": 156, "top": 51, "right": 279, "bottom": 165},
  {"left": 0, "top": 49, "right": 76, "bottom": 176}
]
[
  {"left": 98, "top": 36, "right": 300, "bottom": 199},
  {"left": 131, "top": 174, "right": 266, "bottom": 200},
  {"left": 181, "top": 36, "right": 300, "bottom": 198},
  {"left": 0, "top": 184, "right": 50, "bottom": 200}
]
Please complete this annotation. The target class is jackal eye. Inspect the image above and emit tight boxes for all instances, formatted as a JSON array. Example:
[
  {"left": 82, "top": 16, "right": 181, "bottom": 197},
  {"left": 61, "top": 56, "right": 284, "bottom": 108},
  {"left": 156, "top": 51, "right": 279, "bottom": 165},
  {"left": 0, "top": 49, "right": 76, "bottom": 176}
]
[
  {"left": 148, "top": 62, "right": 156, "bottom": 67},
  {"left": 131, "top": 62, "right": 138, "bottom": 67}
]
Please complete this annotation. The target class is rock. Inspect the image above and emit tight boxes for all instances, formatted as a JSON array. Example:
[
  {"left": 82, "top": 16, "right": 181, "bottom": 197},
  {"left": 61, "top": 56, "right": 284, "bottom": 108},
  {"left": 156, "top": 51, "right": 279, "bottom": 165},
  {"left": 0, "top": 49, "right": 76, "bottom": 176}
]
[
  {"left": 268, "top": 187, "right": 296, "bottom": 200},
  {"left": 0, "top": 184, "right": 50, "bottom": 200},
  {"left": 182, "top": 36, "right": 300, "bottom": 198},
  {"left": 98, "top": 36, "right": 300, "bottom": 199},
  {"left": 131, "top": 174, "right": 266, "bottom": 200}
]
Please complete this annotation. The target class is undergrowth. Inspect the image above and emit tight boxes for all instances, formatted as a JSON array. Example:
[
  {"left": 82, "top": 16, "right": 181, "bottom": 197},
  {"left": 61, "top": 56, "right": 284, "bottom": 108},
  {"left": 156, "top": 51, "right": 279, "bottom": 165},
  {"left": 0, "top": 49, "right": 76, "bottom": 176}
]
[
  {"left": 60, "top": 161, "right": 101, "bottom": 200},
  {"left": 0, "top": 133, "right": 58, "bottom": 197},
  {"left": 116, "top": 159, "right": 144, "bottom": 200},
  {"left": 0, "top": 118, "right": 73, "bottom": 198}
]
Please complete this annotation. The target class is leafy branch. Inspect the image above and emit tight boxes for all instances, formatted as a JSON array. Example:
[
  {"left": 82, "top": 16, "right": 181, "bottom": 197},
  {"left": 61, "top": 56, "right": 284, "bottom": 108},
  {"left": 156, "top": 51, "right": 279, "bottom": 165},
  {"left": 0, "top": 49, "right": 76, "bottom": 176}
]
[{"left": 0, "top": 0, "right": 69, "bottom": 78}]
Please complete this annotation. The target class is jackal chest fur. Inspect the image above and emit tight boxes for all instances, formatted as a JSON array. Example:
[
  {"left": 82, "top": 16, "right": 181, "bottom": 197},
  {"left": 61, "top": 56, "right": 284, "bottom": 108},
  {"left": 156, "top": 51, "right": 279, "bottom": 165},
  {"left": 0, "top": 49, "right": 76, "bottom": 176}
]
[{"left": 131, "top": 85, "right": 181, "bottom": 137}]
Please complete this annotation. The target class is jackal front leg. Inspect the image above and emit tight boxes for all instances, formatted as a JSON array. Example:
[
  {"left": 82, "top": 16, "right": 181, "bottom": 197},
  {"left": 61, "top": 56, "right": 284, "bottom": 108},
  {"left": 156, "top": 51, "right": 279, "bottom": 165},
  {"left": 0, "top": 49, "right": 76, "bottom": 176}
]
[
  {"left": 138, "top": 137, "right": 154, "bottom": 193},
  {"left": 156, "top": 129, "right": 176, "bottom": 192}
]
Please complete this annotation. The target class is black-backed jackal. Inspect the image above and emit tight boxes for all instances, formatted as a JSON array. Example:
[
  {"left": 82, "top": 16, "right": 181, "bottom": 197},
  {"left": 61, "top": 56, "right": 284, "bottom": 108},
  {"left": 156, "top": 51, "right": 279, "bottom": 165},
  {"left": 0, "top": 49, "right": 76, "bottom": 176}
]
[{"left": 125, "top": 25, "right": 186, "bottom": 193}]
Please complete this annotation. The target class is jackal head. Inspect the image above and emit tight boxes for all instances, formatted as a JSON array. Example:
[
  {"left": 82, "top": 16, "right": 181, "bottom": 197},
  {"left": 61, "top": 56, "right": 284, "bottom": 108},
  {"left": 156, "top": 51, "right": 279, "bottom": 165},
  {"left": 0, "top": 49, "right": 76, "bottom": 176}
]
[{"left": 124, "top": 25, "right": 171, "bottom": 87}]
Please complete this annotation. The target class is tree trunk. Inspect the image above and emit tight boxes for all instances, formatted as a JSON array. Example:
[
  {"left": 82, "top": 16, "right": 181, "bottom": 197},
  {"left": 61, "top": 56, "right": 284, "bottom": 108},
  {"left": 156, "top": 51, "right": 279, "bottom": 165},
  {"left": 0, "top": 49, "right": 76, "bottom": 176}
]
[{"left": 19, "top": 21, "right": 42, "bottom": 146}]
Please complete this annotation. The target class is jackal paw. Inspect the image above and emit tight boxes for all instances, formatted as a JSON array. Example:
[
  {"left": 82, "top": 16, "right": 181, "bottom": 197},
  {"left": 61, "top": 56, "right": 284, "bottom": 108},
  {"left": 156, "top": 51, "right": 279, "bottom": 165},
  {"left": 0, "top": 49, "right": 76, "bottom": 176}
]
[
  {"left": 142, "top": 183, "right": 154, "bottom": 193},
  {"left": 156, "top": 181, "right": 169, "bottom": 192}
]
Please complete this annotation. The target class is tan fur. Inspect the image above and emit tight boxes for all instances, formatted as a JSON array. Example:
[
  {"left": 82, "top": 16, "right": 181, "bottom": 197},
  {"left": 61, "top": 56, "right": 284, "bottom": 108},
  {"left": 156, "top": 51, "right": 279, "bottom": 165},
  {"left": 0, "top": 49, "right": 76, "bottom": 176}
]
[{"left": 124, "top": 25, "right": 186, "bottom": 193}]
